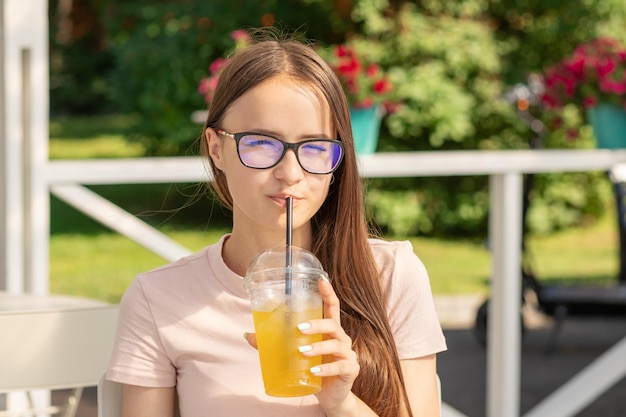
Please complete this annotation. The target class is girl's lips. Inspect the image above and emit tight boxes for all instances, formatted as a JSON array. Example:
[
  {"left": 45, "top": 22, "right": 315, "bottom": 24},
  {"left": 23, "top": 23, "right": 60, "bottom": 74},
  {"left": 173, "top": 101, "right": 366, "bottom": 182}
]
[{"left": 269, "top": 195, "right": 299, "bottom": 208}]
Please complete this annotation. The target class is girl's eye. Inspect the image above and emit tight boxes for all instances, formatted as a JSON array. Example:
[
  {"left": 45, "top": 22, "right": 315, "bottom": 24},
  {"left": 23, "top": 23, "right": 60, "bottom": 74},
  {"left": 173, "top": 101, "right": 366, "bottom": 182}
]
[
  {"left": 301, "top": 142, "right": 329, "bottom": 154},
  {"left": 242, "top": 135, "right": 282, "bottom": 149}
]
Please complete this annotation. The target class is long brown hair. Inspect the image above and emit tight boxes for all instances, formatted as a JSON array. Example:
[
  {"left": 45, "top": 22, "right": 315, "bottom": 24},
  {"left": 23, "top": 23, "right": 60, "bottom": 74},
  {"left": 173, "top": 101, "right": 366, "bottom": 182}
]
[{"left": 200, "top": 30, "right": 412, "bottom": 417}]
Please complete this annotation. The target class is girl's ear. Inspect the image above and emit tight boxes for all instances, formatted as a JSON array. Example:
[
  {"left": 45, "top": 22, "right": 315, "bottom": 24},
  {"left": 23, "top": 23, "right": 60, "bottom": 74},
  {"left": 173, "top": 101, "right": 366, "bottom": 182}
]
[{"left": 205, "top": 127, "right": 225, "bottom": 171}]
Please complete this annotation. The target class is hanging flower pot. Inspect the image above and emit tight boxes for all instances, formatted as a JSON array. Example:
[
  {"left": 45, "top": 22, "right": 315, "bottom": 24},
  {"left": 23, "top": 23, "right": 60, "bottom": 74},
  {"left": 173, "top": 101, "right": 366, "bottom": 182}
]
[
  {"left": 319, "top": 43, "right": 397, "bottom": 155},
  {"left": 541, "top": 37, "right": 626, "bottom": 147},
  {"left": 350, "top": 105, "right": 383, "bottom": 155},
  {"left": 586, "top": 103, "right": 626, "bottom": 149}
]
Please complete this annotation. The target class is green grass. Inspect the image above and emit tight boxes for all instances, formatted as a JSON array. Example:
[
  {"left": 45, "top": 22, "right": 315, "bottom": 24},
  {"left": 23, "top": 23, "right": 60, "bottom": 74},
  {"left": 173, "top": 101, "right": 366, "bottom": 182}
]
[
  {"left": 49, "top": 114, "right": 145, "bottom": 159},
  {"left": 48, "top": 114, "right": 621, "bottom": 303},
  {"left": 50, "top": 214, "right": 619, "bottom": 303},
  {"left": 526, "top": 213, "right": 618, "bottom": 285},
  {"left": 50, "top": 228, "right": 228, "bottom": 303},
  {"left": 408, "top": 237, "right": 491, "bottom": 295}
]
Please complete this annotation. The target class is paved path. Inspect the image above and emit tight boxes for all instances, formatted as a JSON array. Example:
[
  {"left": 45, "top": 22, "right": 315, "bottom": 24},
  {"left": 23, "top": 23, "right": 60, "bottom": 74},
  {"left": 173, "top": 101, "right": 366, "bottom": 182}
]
[
  {"left": 64, "top": 294, "right": 626, "bottom": 417},
  {"left": 436, "top": 294, "right": 626, "bottom": 417}
]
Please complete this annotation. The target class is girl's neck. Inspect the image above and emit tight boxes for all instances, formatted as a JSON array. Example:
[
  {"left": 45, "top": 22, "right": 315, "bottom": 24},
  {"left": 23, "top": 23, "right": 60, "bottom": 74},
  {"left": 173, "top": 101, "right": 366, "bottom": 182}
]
[{"left": 222, "top": 225, "right": 313, "bottom": 276}]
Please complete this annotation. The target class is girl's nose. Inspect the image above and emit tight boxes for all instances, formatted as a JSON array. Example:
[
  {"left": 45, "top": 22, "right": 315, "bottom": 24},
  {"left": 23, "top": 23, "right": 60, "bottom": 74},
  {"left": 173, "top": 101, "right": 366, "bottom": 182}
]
[{"left": 273, "top": 148, "right": 305, "bottom": 184}]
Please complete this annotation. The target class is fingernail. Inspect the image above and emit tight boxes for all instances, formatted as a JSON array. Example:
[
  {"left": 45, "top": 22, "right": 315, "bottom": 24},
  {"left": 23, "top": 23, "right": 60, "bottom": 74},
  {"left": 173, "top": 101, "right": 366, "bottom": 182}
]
[
  {"left": 297, "top": 322, "right": 311, "bottom": 331},
  {"left": 310, "top": 366, "right": 322, "bottom": 374},
  {"left": 320, "top": 274, "right": 330, "bottom": 283},
  {"left": 243, "top": 332, "right": 249, "bottom": 340},
  {"left": 298, "top": 345, "right": 313, "bottom": 353}
]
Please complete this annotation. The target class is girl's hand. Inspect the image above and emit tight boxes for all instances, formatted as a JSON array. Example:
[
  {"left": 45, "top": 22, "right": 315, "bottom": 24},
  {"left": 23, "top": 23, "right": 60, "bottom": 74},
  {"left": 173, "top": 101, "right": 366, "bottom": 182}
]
[
  {"left": 244, "top": 278, "right": 365, "bottom": 415},
  {"left": 298, "top": 278, "right": 361, "bottom": 414}
]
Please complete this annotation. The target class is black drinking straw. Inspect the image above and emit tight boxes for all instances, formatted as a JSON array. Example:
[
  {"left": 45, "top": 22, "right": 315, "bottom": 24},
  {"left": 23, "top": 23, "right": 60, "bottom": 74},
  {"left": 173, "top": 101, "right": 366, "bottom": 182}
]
[{"left": 285, "top": 196, "right": 293, "bottom": 297}]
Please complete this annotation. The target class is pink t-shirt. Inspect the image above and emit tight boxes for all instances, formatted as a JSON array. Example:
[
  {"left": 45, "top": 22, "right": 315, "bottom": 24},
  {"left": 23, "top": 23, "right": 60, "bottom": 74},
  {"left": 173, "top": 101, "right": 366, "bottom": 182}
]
[{"left": 106, "top": 235, "right": 446, "bottom": 416}]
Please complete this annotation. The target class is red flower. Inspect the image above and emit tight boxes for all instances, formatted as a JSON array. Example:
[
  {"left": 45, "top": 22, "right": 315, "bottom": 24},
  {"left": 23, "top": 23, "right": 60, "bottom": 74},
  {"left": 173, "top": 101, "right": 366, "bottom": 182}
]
[
  {"left": 323, "top": 44, "right": 395, "bottom": 109},
  {"left": 541, "top": 37, "right": 626, "bottom": 111},
  {"left": 366, "top": 64, "right": 380, "bottom": 77},
  {"left": 373, "top": 79, "right": 391, "bottom": 94}
]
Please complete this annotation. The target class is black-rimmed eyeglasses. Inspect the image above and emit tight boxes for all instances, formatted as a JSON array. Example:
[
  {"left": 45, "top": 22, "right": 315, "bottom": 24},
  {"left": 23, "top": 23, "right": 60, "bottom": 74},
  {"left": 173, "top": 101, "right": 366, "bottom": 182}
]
[{"left": 215, "top": 129, "right": 344, "bottom": 175}]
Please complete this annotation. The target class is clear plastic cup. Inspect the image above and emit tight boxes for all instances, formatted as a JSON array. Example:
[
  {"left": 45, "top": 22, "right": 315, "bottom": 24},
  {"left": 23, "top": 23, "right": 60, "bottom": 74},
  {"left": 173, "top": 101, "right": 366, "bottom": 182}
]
[{"left": 243, "top": 247, "right": 328, "bottom": 397}]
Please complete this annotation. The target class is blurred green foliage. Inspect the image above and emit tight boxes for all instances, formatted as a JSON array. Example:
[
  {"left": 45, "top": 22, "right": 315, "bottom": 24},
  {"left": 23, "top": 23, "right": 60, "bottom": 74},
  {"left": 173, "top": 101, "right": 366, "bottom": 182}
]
[
  {"left": 48, "top": 0, "right": 626, "bottom": 237},
  {"left": 350, "top": 0, "right": 624, "bottom": 237},
  {"left": 49, "top": 0, "right": 347, "bottom": 154}
]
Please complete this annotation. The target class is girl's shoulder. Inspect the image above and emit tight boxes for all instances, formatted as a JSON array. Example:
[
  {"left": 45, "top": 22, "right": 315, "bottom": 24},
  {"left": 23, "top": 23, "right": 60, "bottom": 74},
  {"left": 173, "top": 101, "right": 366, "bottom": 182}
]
[
  {"left": 137, "top": 234, "right": 230, "bottom": 282},
  {"left": 367, "top": 237, "right": 428, "bottom": 285},
  {"left": 367, "top": 238, "right": 420, "bottom": 265}
]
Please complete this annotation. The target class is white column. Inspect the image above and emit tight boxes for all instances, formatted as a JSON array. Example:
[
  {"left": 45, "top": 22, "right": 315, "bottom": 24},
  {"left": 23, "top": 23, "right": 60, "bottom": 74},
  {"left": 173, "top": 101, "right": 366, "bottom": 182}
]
[
  {"left": 0, "top": 0, "right": 5, "bottom": 291},
  {"left": 487, "top": 173, "right": 523, "bottom": 417},
  {"left": 1, "top": 0, "right": 50, "bottom": 413},
  {"left": 25, "top": 0, "right": 50, "bottom": 295},
  {"left": 0, "top": 0, "right": 49, "bottom": 294}
]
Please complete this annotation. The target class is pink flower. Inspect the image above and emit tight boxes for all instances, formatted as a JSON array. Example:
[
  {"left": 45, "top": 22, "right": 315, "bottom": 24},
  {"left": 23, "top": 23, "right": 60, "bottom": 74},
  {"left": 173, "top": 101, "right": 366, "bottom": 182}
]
[
  {"left": 608, "top": 81, "right": 626, "bottom": 95},
  {"left": 541, "top": 94, "right": 561, "bottom": 109},
  {"left": 209, "top": 58, "right": 229, "bottom": 75},
  {"left": 564, "top": 57, "right": 585, "bottom": 78},
  {"left": 198, "top": 30, "right": 252, "bottom": 105},
  {"left": 596, "top": 58, "right": 616, "bottom": 77},
  {"left": 566, "top": 128, "right": 579, "bottom": 141},
  {"left": 541, "top": 37, "right": 626, "bottom": 110},
  {"left": 583, "top": 95, "right": 597, "bottom": 108},
  {"left": 198, "top": 78, "right": 210, "bottom": 95},
  {"left": 230, "top": 30, "right": 250, "bottom": 42}
]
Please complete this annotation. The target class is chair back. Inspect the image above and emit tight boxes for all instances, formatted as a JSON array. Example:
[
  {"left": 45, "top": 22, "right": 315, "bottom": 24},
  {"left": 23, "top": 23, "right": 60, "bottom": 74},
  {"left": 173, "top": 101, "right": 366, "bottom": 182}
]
[{"left": 0, "top": 303, "right": 119, "bottom": 392}]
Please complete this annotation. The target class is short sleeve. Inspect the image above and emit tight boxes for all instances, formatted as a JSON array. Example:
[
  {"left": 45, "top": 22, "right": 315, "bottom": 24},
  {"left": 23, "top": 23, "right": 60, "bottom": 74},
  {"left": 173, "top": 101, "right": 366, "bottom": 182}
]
[
  {"left": 106, "top": 277, "right": 176, "bottom": 387},
  {"left": 374, "top": 240, "right": 447, "bottom": 359}
]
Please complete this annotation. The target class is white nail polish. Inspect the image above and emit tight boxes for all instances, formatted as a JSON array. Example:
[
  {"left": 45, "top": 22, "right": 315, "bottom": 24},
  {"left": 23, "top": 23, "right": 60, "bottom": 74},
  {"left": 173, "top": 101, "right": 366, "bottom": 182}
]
[
  {"left": 297, "top": 322, "right": 311, "bottom": 331},
  {"left": 298, "top": 345, "right": 313, "bottom": 353},
  {"left": 310, "top": 366, "right": 322, "bottom": 374}
]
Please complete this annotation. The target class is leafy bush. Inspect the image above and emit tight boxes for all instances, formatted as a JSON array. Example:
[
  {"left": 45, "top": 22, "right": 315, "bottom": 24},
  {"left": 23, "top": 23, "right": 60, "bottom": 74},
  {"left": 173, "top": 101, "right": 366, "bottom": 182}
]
[
  {"left": 49, "top": 0, "right": 115, "bottom": 114},
  {"left": 103, "top": 1, "right": 342, "bottom": 155},
  {"left": 48, "top": 0, "right": 626, "bottom": 237},
  {"left": 354, "top": 0, "right": 621, "bottom": 237}
]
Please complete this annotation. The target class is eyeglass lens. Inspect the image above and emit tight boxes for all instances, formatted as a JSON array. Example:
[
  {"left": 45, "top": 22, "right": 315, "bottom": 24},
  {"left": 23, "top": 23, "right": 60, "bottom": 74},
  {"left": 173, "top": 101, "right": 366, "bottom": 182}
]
[{"left": 237, "top": 133, "right": 343, "bottom": 174}]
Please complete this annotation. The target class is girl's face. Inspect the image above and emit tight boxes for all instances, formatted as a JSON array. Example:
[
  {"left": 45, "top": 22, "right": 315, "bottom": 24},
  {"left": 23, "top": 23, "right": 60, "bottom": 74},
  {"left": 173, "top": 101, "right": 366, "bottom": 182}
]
[{"left": 205, "top": 76, "right": 335, "bottom": 238}]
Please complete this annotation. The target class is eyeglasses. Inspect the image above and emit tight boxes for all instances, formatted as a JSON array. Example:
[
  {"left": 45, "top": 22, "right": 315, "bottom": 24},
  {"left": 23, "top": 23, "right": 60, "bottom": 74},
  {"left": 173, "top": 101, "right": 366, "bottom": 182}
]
[{"left": 215, "top": 129, "right": 344, "bottom": 175}]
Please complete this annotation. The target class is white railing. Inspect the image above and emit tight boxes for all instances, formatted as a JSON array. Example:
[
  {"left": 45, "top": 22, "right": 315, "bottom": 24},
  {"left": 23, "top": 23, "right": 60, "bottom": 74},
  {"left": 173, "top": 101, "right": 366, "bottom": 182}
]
[
  {"left": 28, "top": 149, "right": 626, "bottom": 417},
  {"left": 47, "top": 157, "right": 211, "bottom": 263}
]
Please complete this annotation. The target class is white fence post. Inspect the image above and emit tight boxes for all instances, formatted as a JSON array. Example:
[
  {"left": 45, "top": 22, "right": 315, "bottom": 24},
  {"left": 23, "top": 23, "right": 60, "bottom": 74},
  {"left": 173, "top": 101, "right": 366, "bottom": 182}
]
[
  {"left": 0, "top": 0, "right": 49, "bottom": 294},
  {"left": 0, "top": 0, "right": 6, "bottom": 292},
  {"left": 1, "top": 0, "right": 51, "bottom": 413}
]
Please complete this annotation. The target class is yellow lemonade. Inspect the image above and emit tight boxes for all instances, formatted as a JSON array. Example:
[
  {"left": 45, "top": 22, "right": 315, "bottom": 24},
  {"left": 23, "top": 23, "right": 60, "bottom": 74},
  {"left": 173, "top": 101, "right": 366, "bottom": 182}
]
[{"left": 252, "top": 304, "right": 323, "bottom": 397}]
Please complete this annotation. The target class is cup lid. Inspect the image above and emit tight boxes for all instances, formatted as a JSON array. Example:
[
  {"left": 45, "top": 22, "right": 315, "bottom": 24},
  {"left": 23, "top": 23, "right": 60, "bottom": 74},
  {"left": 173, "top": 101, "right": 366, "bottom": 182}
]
[{"left": 245, "top": 246, "right": 326, "bottom": 277}]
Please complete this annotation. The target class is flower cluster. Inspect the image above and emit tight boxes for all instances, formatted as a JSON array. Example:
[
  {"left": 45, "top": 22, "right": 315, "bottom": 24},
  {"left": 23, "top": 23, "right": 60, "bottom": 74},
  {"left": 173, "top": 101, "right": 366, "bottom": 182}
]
[
  {"left": 324, "top": 44, "right": 394, "bottom": 109},
  {"left": 199, "top": 35, "right": 396, "bottom": 111},
  {"left": 198, "top": 30, "right": 251, "bottom": 105},
  {"left": 541, "top": 37, "right": 626, "bottom": 110}
]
